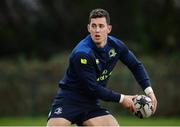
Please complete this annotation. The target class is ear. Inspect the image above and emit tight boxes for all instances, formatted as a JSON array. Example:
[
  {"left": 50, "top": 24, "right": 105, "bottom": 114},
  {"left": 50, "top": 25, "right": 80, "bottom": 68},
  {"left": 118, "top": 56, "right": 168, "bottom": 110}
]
[
  {"left": 107, "top": 25, "right": 112, "bottom": 34},
  {"left": 87, "top": 24, "right": 90, "bottom": 33}
]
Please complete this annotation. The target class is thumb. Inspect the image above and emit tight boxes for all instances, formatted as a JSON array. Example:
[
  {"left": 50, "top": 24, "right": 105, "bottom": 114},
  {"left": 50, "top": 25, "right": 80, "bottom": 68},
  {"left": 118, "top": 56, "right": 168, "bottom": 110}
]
[{"left": 132, "top": 95, "right": 138, "bottom": 101}]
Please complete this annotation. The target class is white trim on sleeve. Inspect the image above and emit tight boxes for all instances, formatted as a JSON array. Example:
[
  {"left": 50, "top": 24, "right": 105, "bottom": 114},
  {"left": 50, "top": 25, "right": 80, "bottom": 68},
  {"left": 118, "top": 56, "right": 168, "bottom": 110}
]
[
  {"left": 119, "top": 94, "right": 125, "bottom": 103},
  {"left": 144, "top": 86, "right": 153, "bottom": 95}
]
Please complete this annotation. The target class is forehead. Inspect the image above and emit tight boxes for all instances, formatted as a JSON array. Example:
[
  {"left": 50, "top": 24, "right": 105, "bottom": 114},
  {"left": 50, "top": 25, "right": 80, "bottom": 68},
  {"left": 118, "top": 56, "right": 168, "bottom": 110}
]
[{"left": 90, "top": 17, "right": 107, "bottom": 25}]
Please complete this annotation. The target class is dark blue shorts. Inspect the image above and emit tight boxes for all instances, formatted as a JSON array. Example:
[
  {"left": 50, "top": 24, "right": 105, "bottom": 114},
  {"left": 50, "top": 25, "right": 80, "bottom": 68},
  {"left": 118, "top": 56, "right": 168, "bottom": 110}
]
[{"left": 48, "top": 97, "right": 110, "bottom": 126}]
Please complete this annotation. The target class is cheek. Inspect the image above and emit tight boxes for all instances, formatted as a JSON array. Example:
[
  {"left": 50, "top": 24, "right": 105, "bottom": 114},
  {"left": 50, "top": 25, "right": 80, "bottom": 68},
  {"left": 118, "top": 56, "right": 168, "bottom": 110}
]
[
  {"left": 106, "top": 28, "right": 111, "bottom": 34},
  {"left": 102, "top": 29, "right": 110, "bottom": 35},
  {"left": 89, "top": 29, "right": 96, "bottom": 33}
]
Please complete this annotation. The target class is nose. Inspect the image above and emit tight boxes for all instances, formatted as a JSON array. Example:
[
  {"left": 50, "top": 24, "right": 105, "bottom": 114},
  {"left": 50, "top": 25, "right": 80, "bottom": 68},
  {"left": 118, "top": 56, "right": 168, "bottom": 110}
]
[{"left": 95, "top": 26, "right": 100, "bottom": 32}]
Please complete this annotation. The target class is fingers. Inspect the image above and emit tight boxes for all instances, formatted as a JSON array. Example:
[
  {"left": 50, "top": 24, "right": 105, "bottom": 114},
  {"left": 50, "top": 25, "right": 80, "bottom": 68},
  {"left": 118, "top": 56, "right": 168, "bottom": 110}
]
[
  {"left": 130, "top": 103, "right": 136, "bottom": 113},
  {"left": 132, "top": 95, "right": 138, "bottom": 100},
  {"left": 122, "top": 95, "right": 137, "bottom": 113},
  {"left": 129, "top": 96, "right": 137, "bottom": 113},
  {"left": 148, "top": 92, "right": 157, "bottom": 114},
  {"left": 152, "top": 99, "right": 157, "bottom": 114}
]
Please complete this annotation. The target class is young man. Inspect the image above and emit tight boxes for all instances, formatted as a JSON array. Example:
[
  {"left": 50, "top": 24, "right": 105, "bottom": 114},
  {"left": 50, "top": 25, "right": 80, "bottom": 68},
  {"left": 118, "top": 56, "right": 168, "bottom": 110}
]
[{"left": 47, "top": 8, "right": 157, "bottom": 126}]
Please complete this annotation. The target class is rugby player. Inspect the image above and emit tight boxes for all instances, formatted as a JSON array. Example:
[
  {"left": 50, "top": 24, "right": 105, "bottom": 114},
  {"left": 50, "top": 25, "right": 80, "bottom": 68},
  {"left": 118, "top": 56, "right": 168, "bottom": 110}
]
[{"left": 47, "top": 8, "right": 157, "bottom": 126}]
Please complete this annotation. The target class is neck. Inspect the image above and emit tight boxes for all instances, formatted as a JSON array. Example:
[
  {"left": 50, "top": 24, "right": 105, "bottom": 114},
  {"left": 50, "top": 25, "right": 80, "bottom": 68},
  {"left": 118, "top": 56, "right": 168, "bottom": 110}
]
[{"left": 96, "top": 37, "right": 107, "bottom": 48}]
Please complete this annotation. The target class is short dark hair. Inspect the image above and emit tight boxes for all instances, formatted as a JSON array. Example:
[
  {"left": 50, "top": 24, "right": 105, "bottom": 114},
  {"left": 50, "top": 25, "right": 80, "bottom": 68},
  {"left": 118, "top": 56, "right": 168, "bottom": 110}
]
[{"left": 89, "top": 8, "right": 110, "bottom": 24}]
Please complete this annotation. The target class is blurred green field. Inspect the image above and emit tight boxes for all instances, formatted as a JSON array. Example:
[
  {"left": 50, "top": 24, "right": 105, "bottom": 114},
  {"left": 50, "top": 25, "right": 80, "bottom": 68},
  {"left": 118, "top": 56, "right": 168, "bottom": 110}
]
[{"left": 0, "top": 116, "right": 180, "bottom": 126}]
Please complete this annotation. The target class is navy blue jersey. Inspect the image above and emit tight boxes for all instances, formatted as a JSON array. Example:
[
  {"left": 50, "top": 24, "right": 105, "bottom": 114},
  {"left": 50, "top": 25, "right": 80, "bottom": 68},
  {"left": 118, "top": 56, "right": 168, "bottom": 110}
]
[{"left": 58, "top": 35, "right": 151, "bottom": 103}]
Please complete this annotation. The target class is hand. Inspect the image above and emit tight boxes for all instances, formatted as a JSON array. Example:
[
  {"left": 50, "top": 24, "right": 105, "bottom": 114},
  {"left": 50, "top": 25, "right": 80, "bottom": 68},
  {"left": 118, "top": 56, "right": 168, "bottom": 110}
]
[
  {"left": 148, "top": 92, "right": 157, "bottom": 114},
  {"left": 121, "top": 95, "right": 137, "bottom": 113}
]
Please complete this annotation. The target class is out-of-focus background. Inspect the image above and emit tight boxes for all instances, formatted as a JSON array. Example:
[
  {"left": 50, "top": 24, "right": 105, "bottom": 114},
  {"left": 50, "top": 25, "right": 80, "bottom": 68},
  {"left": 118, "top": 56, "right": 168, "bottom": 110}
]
[{"left": 0, "top": 0, "right": 180, "bottom": 126}]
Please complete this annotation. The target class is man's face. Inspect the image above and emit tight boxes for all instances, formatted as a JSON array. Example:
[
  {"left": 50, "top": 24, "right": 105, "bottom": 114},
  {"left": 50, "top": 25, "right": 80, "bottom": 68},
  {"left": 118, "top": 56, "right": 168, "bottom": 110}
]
[{"left": 88, "top": 17, "right": 112, "bottom": 48}]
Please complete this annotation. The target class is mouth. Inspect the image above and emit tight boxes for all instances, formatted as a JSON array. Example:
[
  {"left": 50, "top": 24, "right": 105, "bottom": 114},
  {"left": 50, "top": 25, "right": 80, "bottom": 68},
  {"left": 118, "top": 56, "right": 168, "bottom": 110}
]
[
  {"left": 95, "top": 34, "right": 100, "bottom": 37},
  {"left": 94, "top": 35, "right": 101, "bottom": 40}
]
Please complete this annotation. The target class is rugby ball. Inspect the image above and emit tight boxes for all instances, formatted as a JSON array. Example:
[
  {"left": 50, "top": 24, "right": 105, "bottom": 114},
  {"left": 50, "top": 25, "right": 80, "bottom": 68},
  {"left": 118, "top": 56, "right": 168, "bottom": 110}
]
[{"left": 133, "top": 95, "right": 153, "bottom": 118}]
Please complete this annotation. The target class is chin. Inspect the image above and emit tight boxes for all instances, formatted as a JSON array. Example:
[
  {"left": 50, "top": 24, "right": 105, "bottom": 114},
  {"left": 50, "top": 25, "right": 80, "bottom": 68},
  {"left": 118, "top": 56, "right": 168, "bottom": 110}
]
[
  {"left": 93, "top": 39, "right": 101, "bottom": 43},
  {"left": 94, "top": 41, "right": 101, "bottom": 45}
]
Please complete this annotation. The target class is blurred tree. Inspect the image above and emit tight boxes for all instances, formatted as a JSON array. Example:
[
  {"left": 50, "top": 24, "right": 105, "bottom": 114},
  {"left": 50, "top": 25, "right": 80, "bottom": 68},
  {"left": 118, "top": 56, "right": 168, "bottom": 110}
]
[
  {"left": 142, "top": 0, "right": 180, "bottom": 54},
  {"left": 0, "top": 0, "right": 179, "bottom": 59}
]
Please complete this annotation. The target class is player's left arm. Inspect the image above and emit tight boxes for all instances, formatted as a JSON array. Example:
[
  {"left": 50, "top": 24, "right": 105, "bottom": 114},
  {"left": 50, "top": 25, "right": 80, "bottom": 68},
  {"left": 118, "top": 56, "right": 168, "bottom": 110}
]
[{"left": 119, "top": 46, "right": 157, "bottom": 113}]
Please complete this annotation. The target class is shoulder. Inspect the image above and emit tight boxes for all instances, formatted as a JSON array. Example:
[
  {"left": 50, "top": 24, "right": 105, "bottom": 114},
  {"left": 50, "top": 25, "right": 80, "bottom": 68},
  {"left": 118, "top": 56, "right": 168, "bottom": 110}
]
[
  {"left": 70, "top": 50, "right": 94, "bottom": 66},
  {"left": 70, "top": 36, "right": 94, "bottom": 61},
  {"left": 108, "top": 35, "right": 129, "bottom": 54},
  {"left": 108, "top": 35, "right": 127, "bottom": 48}
]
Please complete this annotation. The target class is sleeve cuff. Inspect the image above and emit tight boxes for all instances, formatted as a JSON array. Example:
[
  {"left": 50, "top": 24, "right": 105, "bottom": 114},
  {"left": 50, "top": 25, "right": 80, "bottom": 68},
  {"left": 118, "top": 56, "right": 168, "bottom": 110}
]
[
  {"left": 119, "top": 94, "right": 125, "bottom": 103},
  {"left": 144, "top": 86, "right": 153, "bottom": 95}
]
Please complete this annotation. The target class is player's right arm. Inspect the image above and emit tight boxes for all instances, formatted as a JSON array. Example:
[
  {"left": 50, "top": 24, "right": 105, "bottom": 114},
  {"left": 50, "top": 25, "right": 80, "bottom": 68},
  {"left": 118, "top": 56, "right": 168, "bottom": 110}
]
[
  {"left": 71, "top": 52, "right": 137, "bottom": 112},
  {"left": 71, "top": 52, "right": 121, "bottom": 103}
]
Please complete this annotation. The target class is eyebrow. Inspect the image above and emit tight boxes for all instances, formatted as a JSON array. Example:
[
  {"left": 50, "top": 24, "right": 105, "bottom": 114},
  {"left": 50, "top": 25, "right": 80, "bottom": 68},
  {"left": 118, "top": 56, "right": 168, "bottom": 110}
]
[{"left": 91, "top": 23, "right": 105, "bottom": 25}]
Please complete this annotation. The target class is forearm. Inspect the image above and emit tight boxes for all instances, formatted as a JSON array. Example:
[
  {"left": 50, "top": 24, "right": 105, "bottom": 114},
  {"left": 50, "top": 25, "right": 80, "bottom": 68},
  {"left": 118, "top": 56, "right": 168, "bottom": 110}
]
[
  {"left": 130, "top": 61, "right": 151, "bottom": 90},
  {"left": 86, "top": 82, "right": 122, "bottom": 103},
  {"left": 120, "top": 50, "right": 151, "bottom": 90}
]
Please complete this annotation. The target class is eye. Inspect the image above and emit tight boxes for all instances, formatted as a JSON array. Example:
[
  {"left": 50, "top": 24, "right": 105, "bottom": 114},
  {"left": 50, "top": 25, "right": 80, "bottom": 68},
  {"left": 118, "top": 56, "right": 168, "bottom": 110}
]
[
  {"left": 99, "top": 24, "right": 105, "bottom": 28},
  {"left": 91, "top": 24, "right": 96, "bottom": 28}
]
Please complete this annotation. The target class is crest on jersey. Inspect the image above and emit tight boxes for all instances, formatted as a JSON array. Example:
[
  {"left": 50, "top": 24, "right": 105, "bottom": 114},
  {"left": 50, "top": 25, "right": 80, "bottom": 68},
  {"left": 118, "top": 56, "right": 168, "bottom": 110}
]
[
  {"left": 81, "top": 58, "right": 87, "bottom": 64},
  {"left": 54, "top": 107, "right": 62, "bottom": 115},
  {"left": 96, "top": 59, "right": 100, "bottom": 64},
  {"left": 109, "top": 48, "right": 117, "bottom": 57}
]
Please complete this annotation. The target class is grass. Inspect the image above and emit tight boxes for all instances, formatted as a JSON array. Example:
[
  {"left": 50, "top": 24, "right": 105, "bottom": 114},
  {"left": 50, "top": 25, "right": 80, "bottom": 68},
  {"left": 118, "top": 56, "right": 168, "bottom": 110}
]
[
  {"left": 0, "top": 117, "right": 46, "bottom": 126},
  {"left": 117, "top": 116, "right": 180, "bottom": 126},
  {"left": 0, "top": 116, "right": 180, "bottom": 126}
]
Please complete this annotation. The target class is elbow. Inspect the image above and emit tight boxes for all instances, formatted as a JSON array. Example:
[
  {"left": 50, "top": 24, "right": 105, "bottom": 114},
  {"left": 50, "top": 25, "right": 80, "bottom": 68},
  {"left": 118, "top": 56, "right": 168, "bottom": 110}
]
[{"left": 129, "top": 60, "right": 143, "bottom": 70}]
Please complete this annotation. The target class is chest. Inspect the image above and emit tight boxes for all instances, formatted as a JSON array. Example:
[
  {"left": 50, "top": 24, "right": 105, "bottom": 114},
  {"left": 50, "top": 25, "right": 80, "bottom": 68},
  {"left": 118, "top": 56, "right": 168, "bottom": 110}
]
[{"left": 93, "top": 48, "right": 119, "bottom": 75}]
